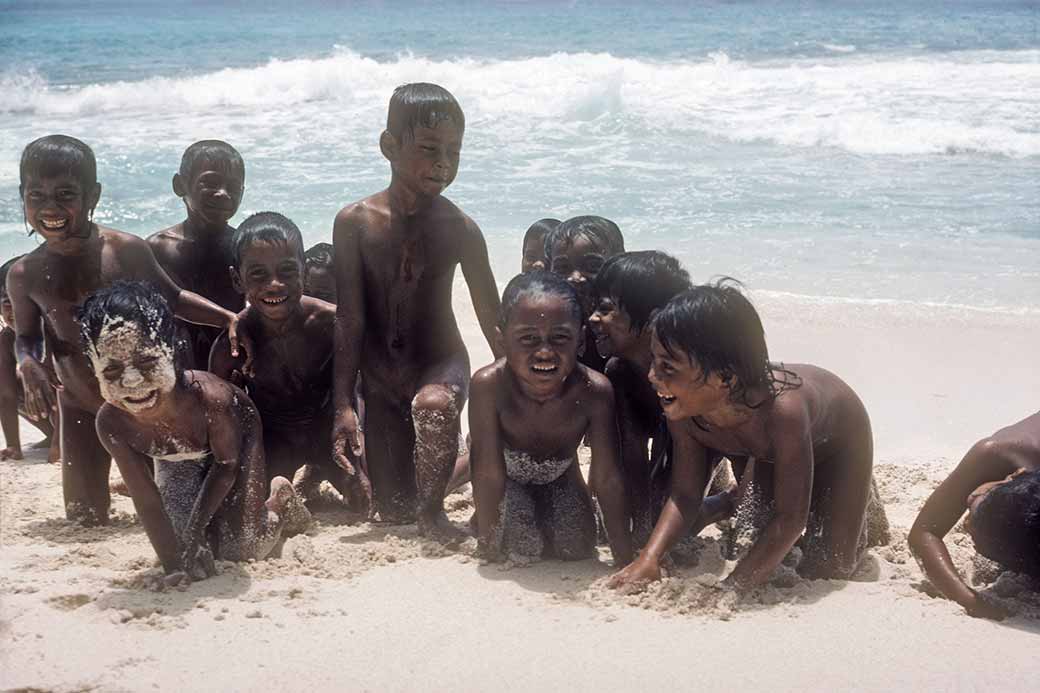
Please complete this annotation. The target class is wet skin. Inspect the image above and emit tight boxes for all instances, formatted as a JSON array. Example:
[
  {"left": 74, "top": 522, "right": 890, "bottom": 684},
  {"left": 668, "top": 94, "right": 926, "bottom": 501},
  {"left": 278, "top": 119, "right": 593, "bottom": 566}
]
[
  {"left": 332, "top": 119, "right": 501, "bottom": 534},
  {"left": 148, "top": 159, "right": 245, "bottom": 369},
  {"left": 210, "top": 239, "right": 370, "bottom": 512},
  {"left": 10, "top": 173, "right": 242, "bottom": 525},
  {"left": 909, "top": 410, "right": 1040, "bottom": 620},
  {"left": 609, "top": 333, "right": 875, "bottom": 591},
  {"left": 469, "top": 294, "right": 632, "bottom": 564},
  {"left": 0, "top": 323, "right": 56, "bottom": 461},
  {"left": 548, "top": 235, "right": 613, "bottom": 373},
  {"left": 96, "top": 366, "right": 290, "bottom": 579}
]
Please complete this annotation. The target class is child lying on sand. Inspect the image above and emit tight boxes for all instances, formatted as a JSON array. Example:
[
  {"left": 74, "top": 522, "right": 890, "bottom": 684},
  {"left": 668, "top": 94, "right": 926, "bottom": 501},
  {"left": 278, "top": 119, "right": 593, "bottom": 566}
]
[
  {"left": 470, "top": 271, "right": 632, "bottom": 564},
  {"left": 82, "top": 281, "right": 307, "bottom": 581}
]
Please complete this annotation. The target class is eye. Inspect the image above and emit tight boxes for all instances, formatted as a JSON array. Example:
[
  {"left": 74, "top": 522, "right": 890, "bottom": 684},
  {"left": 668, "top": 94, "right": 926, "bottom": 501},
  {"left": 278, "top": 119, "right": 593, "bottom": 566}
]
[
  {"left": 26, "top": 191, "right": 44, "bottom": 202},
  {"left": 549, "top": 333, "right": 573, "bottom": 346},
  {"left": 518, "top": 334, "right": 539, "bottom": 346},
  {"left": 135, "top": 356, "right": 160, "bottom": 371},
  {"left": 102, "top": 365, "right": 124, "bottom": 381}
]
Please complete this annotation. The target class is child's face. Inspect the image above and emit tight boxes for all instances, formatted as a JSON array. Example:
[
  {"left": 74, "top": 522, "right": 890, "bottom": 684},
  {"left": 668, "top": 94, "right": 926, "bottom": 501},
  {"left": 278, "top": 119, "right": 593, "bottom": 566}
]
[
  {"left": 549, "top": 234, "right": 609, "bottom": 314},
  {"left": 21, "top": 173, "right": 99, "bottom": 251},
  {"left": 647, "top": 330, "right": 729, "bottom": 420},
  {"left": 390, "top": 120, "right": 463, "bottom": 197},
  {"left": 235, "top": 240, "right": 304, "bottom": 321},
  {"left": 521, "top": 233, "right": 547, "bottom": 273},
  {"left": 589, "top": 295, "right": 638, "bottom": 359},
  {"left": 304, "top": 264, "right": 336, "bottom": 304},
  {"left": 89, "top": 320, "right": 177, "bottom": 414},
  {"left": 502, "top": 293, "right": 582, "bottom": 397},
  {"left": 1, "top": 293, "right": 13, "bottom": 326},
  {"left": 179, "top": 160, "right": 243, "bottom": 227}
]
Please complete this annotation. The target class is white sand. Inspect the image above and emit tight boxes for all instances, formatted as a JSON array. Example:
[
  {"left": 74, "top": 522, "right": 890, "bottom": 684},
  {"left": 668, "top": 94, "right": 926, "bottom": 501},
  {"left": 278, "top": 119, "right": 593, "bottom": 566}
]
[{"left": 2, "top": 295, "right": 1039, "bottom": 691}]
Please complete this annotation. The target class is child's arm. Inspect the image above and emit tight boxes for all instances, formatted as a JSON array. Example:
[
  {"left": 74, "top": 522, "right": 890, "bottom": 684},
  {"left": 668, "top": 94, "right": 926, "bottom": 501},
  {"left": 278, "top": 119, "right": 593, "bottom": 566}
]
[
  {"left": 608, "top": 419, "right": 709, "bottom": 590},
  {"left": 469, "top": 367, "right": 507, "bottom": 559},
  {"left": 0, "top": 331, "right": 23, "bottom": 459},
  {"left": 6, "top": 263, "right": 59, "bottom": 421},
  {"left": 725, "top": 405, "right": 814, "bottom": 588},
  {"left": 458, "top": 217, "right": 502, "bottom": 358},
  {"left": 331, "top": 207, "right": 365, "bottom": 468},
  {"left": 586, "top": 374, "right": 633, "bottom": 565},
  {"left": 208, "top": 328, "right": 247, "bottom": 386},
  {"left": 96, "top": 408, "right": 181, "bottom": 573},
  {"left": 908, "top": 452, "right": 1012, "bottom": 619}
]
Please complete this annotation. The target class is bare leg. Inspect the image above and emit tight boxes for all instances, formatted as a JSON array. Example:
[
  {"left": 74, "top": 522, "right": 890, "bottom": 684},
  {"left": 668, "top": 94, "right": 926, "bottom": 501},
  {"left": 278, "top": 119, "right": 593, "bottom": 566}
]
[
  {"left": 501, "top": 478, "right": 543, "bottom": 559},
  {"left": 538, "top": 469, "right": 597, "bottom": 561},
  {"left": 413, "top": 353, "right": 469, "bottom": 541},
  {"left": 363, "top": 388, "right": 418, "bottom": 523},
  {"left": 58, "top": 394, "right": 111, "bottom": 526}
]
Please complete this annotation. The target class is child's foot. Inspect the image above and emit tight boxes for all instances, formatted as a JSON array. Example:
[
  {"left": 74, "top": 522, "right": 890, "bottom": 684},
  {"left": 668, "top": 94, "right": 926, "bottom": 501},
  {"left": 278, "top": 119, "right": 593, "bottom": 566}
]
[
  {"left": 0, "top": 446, "right": 24, "bottom": 461},
  {"left": 417, "top": 510, "right": 467, "bottom": 545},
  {"left": 268, "top": 476, "right": 312, "bottom": 535}
]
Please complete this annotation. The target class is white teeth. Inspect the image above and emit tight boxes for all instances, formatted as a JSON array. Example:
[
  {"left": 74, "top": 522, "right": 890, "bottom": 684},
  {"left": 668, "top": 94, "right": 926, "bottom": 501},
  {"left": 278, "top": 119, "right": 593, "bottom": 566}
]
[
  {"left": 41, "top": 218, "right": 67, "bottom": 229},
  {"left": 532, "top": 365, "right": 556, "bottom": 372},
  {"left": 262, "top": 296, "right": 287, "bottom": 305}
]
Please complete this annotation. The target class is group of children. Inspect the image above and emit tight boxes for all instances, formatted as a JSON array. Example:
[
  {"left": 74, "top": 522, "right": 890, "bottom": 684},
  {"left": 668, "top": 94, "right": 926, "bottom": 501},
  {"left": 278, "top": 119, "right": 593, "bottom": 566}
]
[{"left": 4, "top": 82, "right": 1037, "bottom": 618}]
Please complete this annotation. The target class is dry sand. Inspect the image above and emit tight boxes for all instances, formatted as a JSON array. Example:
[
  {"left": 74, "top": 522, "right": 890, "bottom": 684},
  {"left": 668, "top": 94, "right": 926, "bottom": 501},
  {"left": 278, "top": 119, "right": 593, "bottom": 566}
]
[{"left": 2, "top": 296, "right": 1039, "bottom": 691}]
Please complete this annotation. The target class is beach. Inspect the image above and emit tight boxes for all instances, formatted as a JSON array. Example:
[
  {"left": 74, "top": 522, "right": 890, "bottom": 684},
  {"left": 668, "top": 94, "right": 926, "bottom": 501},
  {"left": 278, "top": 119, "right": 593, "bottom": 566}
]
[{"left": 3, "top": 296, "right": 1039, "bottom": 691}]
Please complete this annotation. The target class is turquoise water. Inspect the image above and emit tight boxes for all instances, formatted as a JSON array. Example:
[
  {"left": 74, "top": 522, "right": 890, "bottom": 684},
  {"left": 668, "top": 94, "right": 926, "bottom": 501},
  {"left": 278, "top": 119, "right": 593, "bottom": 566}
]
[{"left": 1, "top": 1, "right": 1037, "bottom": 312}]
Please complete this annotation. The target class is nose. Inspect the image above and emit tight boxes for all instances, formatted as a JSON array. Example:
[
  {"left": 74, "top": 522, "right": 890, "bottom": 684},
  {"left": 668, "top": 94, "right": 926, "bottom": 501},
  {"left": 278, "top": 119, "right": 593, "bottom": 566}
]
[
  {"left": 647, "top": 364, "right": 661, "bottom": 388},
  {"left": 588, "top": 309, "right": 601, "bottom": 324},
  {"left": 122, "top": 367, "right": 144, "bottom": 388}
]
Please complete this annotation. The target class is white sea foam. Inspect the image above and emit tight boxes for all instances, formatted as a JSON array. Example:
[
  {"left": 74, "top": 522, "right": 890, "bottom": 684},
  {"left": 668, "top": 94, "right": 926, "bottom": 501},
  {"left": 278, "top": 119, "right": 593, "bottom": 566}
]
[{"left": 3, "top": 48, "right": 1039, "bottom": 157}]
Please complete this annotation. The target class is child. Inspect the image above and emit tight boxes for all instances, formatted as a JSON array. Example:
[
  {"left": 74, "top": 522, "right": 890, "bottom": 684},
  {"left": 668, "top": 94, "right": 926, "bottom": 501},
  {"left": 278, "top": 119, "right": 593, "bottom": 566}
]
[
  {"left": 149, "top": 140, "right": 246, "bottom": 369},
  {"left": 8, "top": 134, "right": 247, "bottom": 526},
  {"left": 544, "top": 215, "right": 625, "bottom": 372},
  {"left": 470, "top": 271, "right": 632, "bottom": 564},
  {"left": 80, "top": 282, "right": 307, "bottom": 580},
  {"left": 332, "top": 83, "right": 501, "bottom": 538},
  {"left": 210, "top": 213, "right": 370, "bottom": 512},
  {"left": 520, "top": 218, "right": 560, "bottom": 273},
  {"left": 0, "top": 256, "right": 59, "bottom": 462},
  {"left": 608, "top": 281, "right": 887, "bottom": 591},
  {"left": 909, "top": 411, "right": 1040, "bottom": 620},
  {"left": 303, "top": 242, "right": 336, "bottom": 303},
  {"left": 588, "top": 251, "right": 693, "bottom": 543}
]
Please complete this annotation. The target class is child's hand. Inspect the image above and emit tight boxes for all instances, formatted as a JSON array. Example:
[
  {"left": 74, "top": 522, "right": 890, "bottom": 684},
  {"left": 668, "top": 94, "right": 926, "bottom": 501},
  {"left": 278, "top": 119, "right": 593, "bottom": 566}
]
[
  {"left": 606, "top": 555, "right": 663, "bottom": 594},
  {"left": 180, "top": 542, "right": 217, "bottom": 581},
  {"left": 226, "top": 315, "right": 255, "bottom": 378},
  {"left": 333, "top": 407, "right": 364, "bottom": 462},
  {"left": 19, "top": 358, "right": 60, "bottom": 421},
  {"left": 0, "top": 446, "right": 23, "bottom": 461}
]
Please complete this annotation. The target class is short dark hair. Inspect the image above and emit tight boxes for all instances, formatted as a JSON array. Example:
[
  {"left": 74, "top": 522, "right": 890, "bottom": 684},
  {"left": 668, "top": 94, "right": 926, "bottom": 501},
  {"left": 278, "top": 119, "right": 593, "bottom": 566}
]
[
  {"left": 544, "top": 215, "right": 625, "bottom": 261},
  {"left": 78, "top": 281, "right": 179, "bottom": 375},
  {"left": 651, "top": 279, "right": 799, "bottom": 408},
  {"left": 594, "top": 251, "right": 691, "bottom": 333},
  {"left": 499, "top": 270, "right": 583, "bottom": 330},
  {"left": 178, "top": 140, "right": 244, "bottom": 180},
  {"left": 970, "top": 471, "right": 1040, "bottom": 577},
  {"left": 0, "top": 256, "right": 23, "bottom": 299},
  {"left": 304, "top": 242, "right": 334, "bottom": 269},
  {"left": 19, "top": 135, "right": 97, "bottom": 195},
  {"left": 523, "top": 218, "right": 561, "bottom": 249},
  {"left": 231, "top": 212, "right": 305, "bottom": 267},
  {"left": 386, "top": 83, "right": 465, "bottom": 142}
]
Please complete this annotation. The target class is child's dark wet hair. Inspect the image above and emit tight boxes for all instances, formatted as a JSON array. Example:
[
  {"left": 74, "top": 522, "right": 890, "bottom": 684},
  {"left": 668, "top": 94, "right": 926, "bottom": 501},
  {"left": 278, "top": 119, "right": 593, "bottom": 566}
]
[
  {"left": 523, "top": 218, "right": 561, "bottom": 249},
  {"left": 232, "top": 212, "right": 305, "bottom": 267},
  {"left": 651, "top": 279, "right": 799, "bottom": 408},
  {"left": 499, "top": 270, "right": 583, "bottom": 330},
  {"left": 0, "top": 256, "right": 22, "bottom": 300},
  {"left": 178, "top": 139, "right": 244, "bottom": 180},
  {"left": 387, "top": 83, "right": 466, "bottom": 142},
  {"left": 970, "top": 471, "right": 1040, "bottom": 577},
  {"left": 543, "top": 215, "right": 625, "bottom": 261},
  {"left": 19, "top": 135, "right": 97, "bottom": 194},
  {"left": 78, "top": 280, "right": 177, "bottom": 370},
  {"left": 594, "top": 251, "right": 691, "bottom": 333},
  {"left": 304, "top": 242, "right": 334, "bottom": 270}
]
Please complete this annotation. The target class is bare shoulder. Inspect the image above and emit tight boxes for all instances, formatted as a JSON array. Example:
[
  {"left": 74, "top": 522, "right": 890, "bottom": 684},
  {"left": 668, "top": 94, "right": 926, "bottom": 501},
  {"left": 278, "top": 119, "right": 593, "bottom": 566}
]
[
  {"left": 95, "top": 402, "right": 141, "bottom": 451},
  {"left": 573, "top": 363, "right": 614, "bottom": 405},
  {"left": 300, "top": 296, "right": 337, "bottom": 332},
  {"left": 146, "top": 224, "right": 186, "bottom": 256},
  {"left": 334, "top": 193, "right": 388, "bottom": 236},
  {"left": 101, "top": 226, "right": 151, "bottom": 255},
  {"left": 471, "top": 359, "right": 508, "bottom": 395},
  {"left": 8, "top": 248, "right": 45, "bottom": 287}
]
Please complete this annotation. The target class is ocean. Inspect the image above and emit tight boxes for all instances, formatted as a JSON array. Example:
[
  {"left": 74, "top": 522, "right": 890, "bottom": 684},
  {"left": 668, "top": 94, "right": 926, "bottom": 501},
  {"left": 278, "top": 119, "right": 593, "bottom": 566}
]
[{"left": 1, "top": 0, "right": 1037, "bottom": 314}]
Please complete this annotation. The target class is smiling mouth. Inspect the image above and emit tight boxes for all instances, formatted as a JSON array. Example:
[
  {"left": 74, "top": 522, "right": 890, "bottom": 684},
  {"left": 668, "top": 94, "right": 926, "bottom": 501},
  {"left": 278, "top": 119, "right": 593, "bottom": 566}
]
[
  {"left": 531, "top": 364, "right": 558, "bottom": 374},
  {"left": 261, "top": 296, "right": 288, "bottom": 306},
  {"left": 40, "top": 218, "right": 68, "bottom": 230},
  {"left": 657, "top": 391, "right": 677, "bottom": 405},
  {"left": 124, "top": 390, "right": 158, "bottom": 406}
]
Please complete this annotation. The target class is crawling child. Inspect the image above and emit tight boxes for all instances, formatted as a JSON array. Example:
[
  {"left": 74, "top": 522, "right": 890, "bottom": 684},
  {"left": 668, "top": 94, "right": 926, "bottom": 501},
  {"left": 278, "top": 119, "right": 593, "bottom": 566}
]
[
  {"left": 210, "top": 213, "right": 370, "bottom": 512},
  {"left": 81, "top": 281, "right": 307, "bottom": 580},
  {"left": 470, "top": 271, "right": 632, "bottom": 564},
  {"left": 609, "top": 281, "right": 888, "bottom": 591},
  {"left": 909, "top": 411, "right": 1040, "bottom": 619}
]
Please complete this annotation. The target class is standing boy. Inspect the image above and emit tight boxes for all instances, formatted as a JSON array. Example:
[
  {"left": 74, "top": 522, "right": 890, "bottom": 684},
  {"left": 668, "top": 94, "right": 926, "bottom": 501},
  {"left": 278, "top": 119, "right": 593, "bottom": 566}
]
[
  {"left": 333, "top": 83, "right": 500, "bottom": 538},
  {"left": 149, "top": 140, "right": 245, "bottom": 369}
]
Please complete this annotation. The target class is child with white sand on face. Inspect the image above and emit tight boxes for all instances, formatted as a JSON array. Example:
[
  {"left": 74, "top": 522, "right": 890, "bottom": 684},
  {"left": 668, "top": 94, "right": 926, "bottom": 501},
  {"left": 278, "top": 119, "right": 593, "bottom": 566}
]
[
  {"left": 81, "top": 281, "right": 308, "bottom": 582},
  {"left": 470, "top": 271, "right": 633, "bottom": 565}
]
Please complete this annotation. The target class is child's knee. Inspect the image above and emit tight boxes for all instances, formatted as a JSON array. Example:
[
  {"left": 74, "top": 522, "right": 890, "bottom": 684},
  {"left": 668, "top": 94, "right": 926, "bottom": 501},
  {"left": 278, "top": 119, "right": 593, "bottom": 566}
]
[{"left": 411, "top": 385, "right": 461, "bottom": 423}]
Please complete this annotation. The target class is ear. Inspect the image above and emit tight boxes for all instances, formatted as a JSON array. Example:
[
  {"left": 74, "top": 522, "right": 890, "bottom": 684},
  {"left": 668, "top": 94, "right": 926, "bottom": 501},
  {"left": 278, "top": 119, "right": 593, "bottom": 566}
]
[
  {"left": 493, "top": 326, "right": 505, "bottom": 358},
  {"left": 172, "top": 173, "right": 187, "bottom": 198},
  {"left": 87, "top": 182, "right": 102, "bottom": 212},
  {"left": 379, "top": 130, "right": 399, "bottom": 163},
  {"left": 229, "top": 266, "right": 245, "bottom": 294}
]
